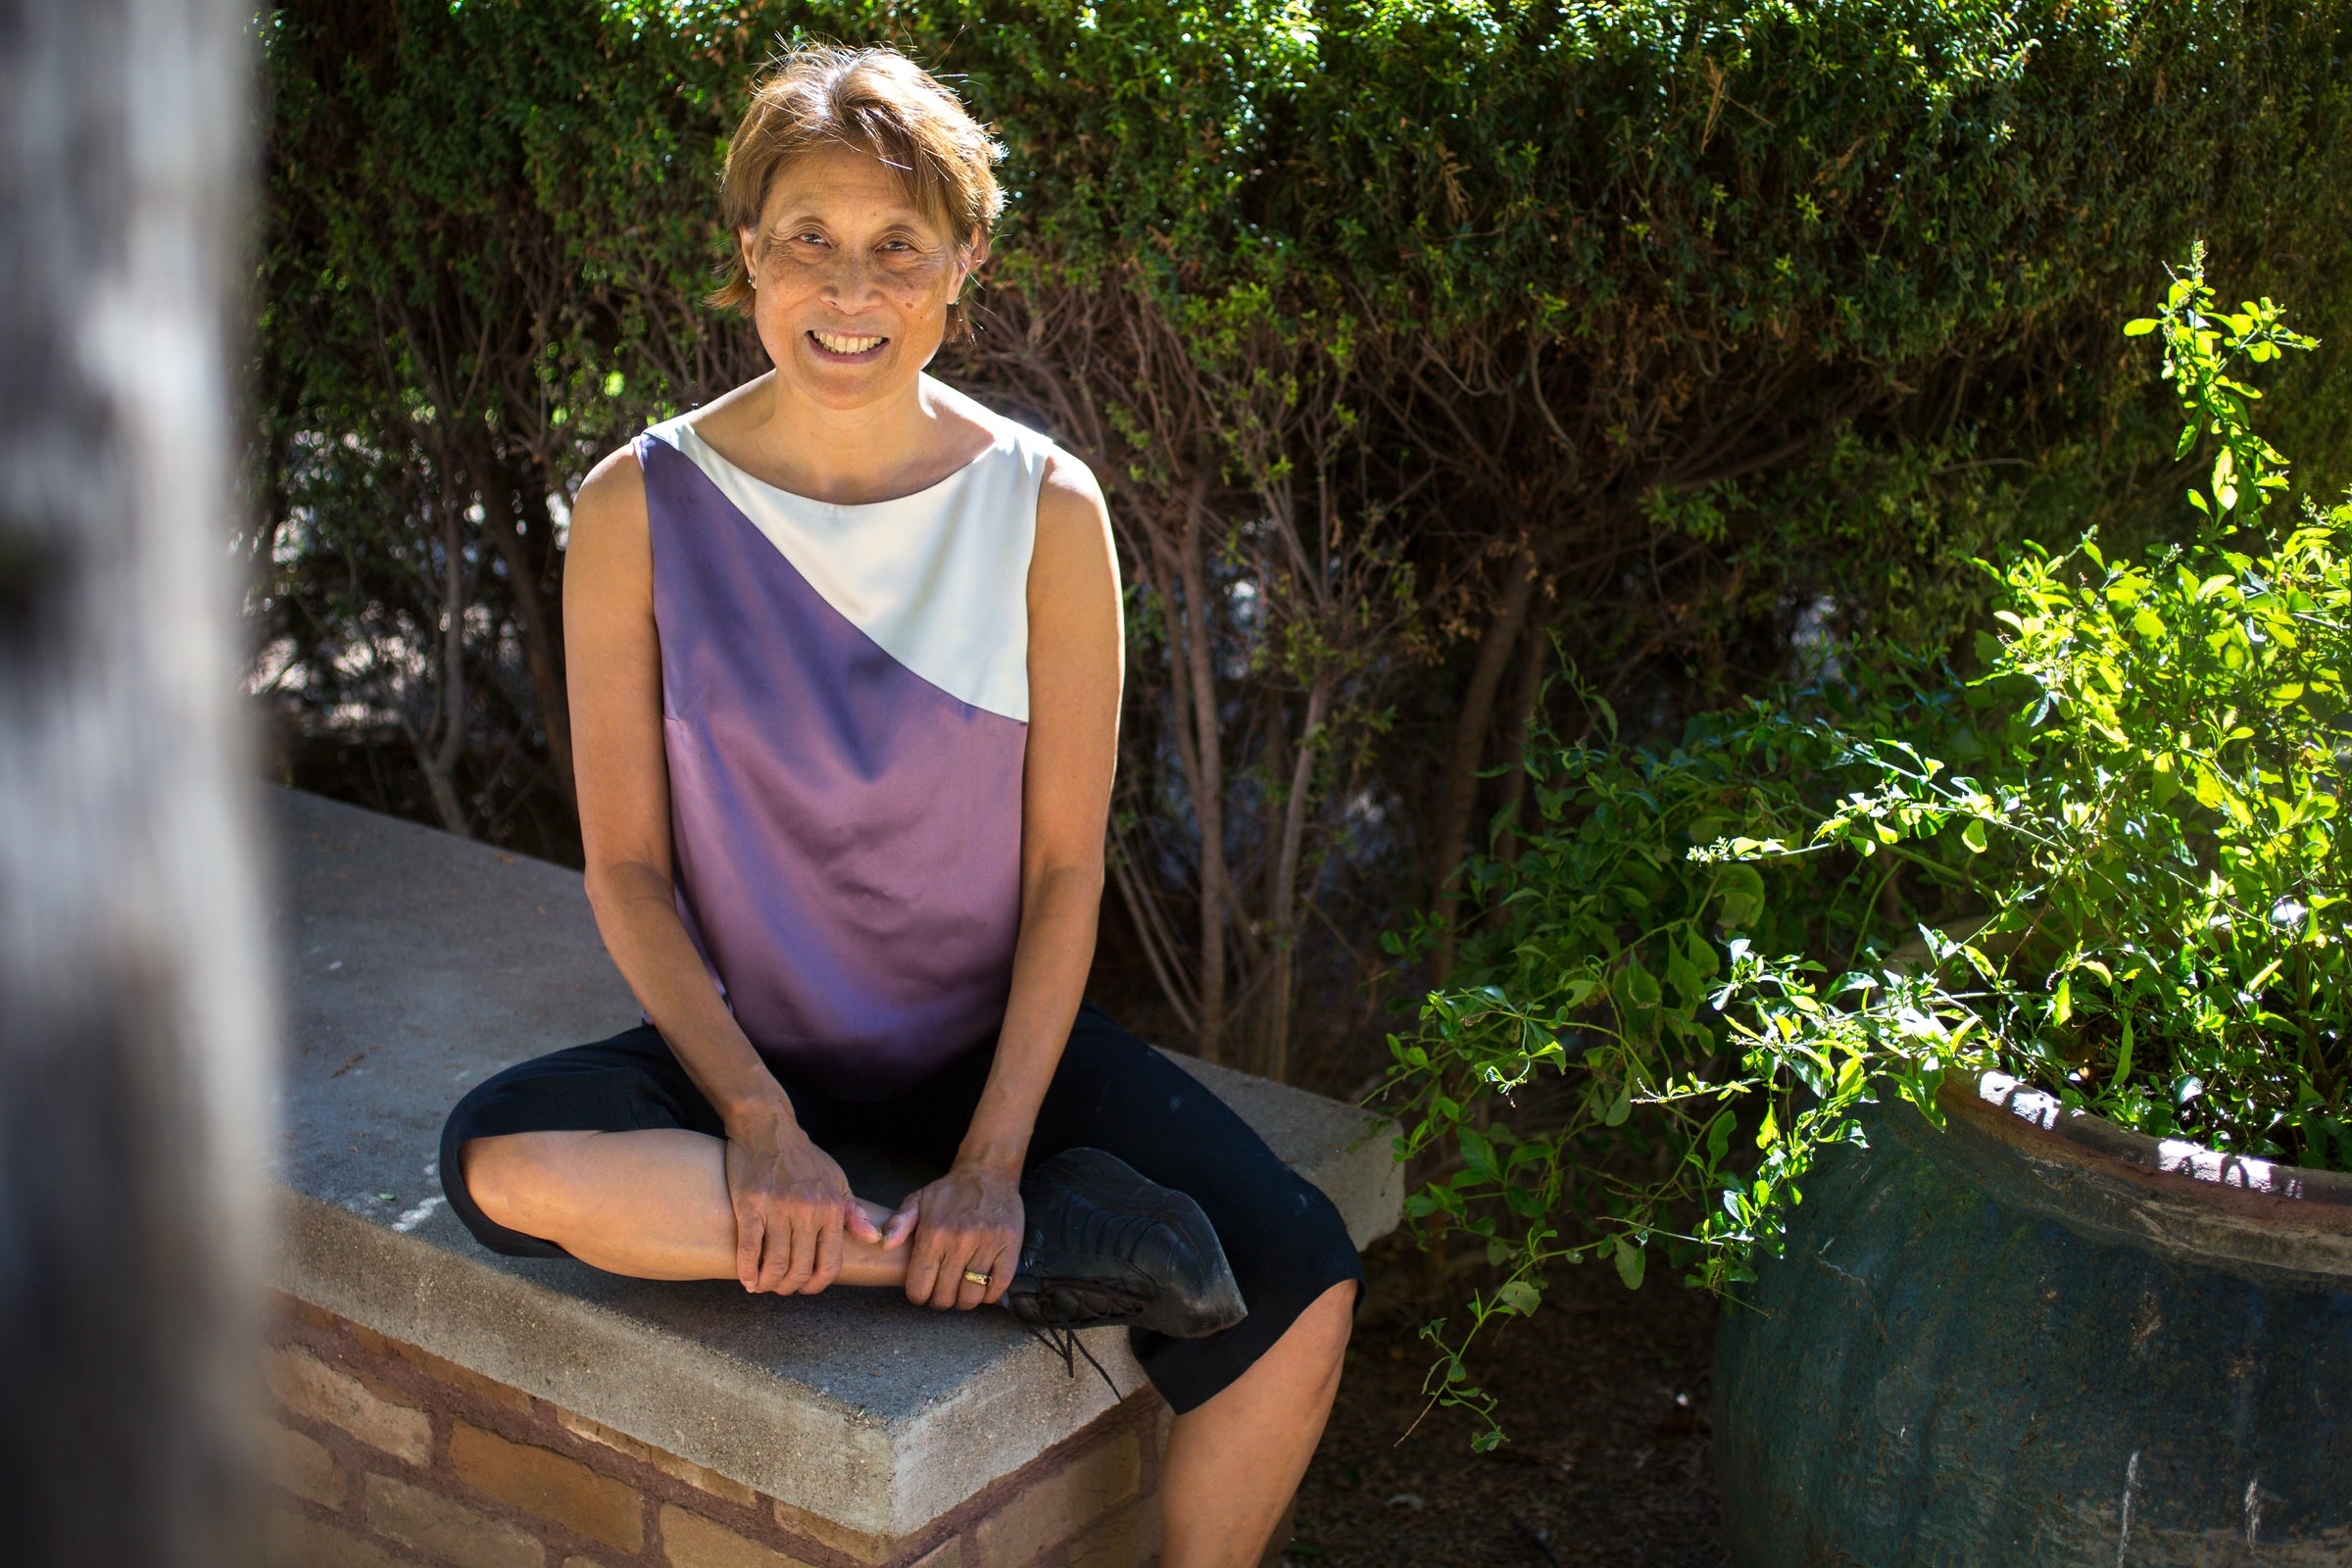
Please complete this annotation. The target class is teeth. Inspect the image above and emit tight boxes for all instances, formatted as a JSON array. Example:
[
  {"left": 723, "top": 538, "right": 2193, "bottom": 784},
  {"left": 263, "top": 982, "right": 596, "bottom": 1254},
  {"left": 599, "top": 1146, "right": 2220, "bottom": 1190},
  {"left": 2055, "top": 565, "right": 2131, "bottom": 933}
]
[{"left": 812, "top": 330, "right": 885, "bottom": 355}]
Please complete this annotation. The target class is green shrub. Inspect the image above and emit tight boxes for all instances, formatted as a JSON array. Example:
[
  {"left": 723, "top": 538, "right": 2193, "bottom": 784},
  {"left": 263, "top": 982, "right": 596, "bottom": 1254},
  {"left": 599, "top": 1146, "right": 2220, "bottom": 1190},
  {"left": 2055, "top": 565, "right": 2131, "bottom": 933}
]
[
  {"left": 1377, "top": 653, "right": 1989, "bottom": 1442},
  {"left": 255, "top": 0, "right": 2352, "bottom": 1080},
  {"left": 1771, "top": 248, "right": 2351, "bottom": 1161},
  {"left": 1381, "top": 248, "right": 2349, "bottom": 1444}
]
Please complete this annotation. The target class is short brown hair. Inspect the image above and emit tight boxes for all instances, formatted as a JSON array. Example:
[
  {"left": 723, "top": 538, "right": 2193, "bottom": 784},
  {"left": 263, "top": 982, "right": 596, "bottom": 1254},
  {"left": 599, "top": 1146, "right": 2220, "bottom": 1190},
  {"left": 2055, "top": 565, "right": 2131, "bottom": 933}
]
[{"left": 710, "top": 45, "right": 1004, "bottom": 338}]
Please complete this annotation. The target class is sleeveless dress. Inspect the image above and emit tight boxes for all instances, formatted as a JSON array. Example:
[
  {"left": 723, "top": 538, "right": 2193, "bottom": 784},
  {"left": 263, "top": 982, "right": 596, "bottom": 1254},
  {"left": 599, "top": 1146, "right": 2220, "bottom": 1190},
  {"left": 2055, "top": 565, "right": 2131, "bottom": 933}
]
[
  {"left": 444, "top": 397, "right": 1367, "bottom": 1406},
  {"left": 633, "top": 401, "right": 1057, "bottom": 1102}
]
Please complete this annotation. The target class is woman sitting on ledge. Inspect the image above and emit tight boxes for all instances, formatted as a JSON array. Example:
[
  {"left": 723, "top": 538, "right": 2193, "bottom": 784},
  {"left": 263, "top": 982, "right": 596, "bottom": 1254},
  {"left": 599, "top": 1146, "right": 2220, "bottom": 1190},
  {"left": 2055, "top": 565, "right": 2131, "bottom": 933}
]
[{"left": 438, "top": 44, "right": 1360, "bottom": 1568}]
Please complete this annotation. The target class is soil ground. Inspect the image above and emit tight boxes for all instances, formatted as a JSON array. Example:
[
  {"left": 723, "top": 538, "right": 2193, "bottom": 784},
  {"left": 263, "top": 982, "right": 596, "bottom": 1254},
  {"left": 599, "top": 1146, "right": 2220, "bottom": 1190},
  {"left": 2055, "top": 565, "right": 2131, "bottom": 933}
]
[{"left": 1288, "top": 1233, "right": 1729, "bottom": 1568}]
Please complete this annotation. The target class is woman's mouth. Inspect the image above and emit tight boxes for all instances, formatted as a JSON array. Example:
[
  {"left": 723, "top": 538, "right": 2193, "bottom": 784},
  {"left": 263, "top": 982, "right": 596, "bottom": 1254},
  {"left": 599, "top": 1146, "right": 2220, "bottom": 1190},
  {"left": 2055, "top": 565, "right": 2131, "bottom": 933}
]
[{"left": 809, "top": 329, "right": 888, "bottom": 361}]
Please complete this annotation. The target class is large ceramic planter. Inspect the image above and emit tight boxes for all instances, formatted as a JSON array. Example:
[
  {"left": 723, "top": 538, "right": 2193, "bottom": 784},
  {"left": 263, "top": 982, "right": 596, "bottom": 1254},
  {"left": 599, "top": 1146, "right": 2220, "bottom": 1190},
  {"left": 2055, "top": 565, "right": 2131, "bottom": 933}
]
[{"left": 1715, "top": 1072, "right": 2352, "bottom": 1565}]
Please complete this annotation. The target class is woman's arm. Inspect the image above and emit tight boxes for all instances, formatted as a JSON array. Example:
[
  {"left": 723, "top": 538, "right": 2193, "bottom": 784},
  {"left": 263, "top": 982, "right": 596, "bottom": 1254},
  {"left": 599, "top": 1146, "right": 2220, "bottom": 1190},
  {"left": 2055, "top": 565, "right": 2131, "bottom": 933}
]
[
  {"left": 564, "top": 446, "right": 880, "bottom": 1297},
  {"left": 892, "top": 451, "right": 1124, "bottom": 1311}
]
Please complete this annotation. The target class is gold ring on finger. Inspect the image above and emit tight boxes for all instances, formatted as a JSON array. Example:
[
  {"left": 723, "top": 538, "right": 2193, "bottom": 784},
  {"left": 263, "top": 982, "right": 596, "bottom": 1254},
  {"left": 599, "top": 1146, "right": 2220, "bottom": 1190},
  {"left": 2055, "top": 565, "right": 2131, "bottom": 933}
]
[{"left": 962, "top": 1269, "right": 990, "bottom": 1287}]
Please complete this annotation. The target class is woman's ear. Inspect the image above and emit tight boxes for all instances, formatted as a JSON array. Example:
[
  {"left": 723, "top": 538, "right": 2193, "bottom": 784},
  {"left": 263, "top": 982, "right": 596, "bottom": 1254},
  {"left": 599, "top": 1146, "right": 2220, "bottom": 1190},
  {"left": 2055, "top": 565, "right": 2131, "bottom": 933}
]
[
  {"left": 738, "top": 226, "right": 761, "bottom": 291},
  {"left": 959, "top": 229, "right": 992, "bottom": 284}
]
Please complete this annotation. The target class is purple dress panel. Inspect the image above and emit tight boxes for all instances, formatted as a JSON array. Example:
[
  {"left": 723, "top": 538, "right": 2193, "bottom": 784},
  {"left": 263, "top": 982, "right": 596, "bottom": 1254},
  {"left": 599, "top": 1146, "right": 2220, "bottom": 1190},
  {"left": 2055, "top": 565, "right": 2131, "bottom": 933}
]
[{"left": 639, "top": 435, "right": 1028, "bottom": 1101}]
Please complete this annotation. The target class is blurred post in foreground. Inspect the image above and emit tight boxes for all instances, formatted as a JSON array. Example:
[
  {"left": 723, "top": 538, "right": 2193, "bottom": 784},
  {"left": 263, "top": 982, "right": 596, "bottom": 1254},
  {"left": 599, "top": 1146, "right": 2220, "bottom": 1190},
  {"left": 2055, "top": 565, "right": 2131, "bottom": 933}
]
[{"left": 0, "top": 0, "right": 270, "bottom": 1563}]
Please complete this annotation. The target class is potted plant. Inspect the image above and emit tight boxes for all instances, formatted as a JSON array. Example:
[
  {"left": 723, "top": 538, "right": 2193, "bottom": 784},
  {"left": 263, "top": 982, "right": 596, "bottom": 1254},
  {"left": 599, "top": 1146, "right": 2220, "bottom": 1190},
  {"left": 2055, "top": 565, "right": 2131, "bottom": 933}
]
[{"left": 1382, "top": 250, "right": 2352, "bottom": 1561}]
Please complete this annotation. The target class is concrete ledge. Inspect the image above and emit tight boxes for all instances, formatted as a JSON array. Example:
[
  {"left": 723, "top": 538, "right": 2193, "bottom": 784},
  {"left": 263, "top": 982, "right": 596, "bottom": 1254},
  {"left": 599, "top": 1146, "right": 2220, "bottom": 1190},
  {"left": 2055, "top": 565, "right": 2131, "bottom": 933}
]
[{"left": 270, "top": 791, "right": 1400, "bottom": 1541}]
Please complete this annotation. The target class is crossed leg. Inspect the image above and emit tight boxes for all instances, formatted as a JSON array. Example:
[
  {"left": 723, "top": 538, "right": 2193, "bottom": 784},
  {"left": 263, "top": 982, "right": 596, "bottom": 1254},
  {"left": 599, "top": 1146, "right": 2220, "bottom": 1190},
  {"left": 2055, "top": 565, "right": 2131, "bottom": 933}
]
[
  {"left": 458, "top": 1129, "right": 1350, "bottom": 1568},
  {"left": 460, "top": 1128, "right": 910, "bottom": 1285}
]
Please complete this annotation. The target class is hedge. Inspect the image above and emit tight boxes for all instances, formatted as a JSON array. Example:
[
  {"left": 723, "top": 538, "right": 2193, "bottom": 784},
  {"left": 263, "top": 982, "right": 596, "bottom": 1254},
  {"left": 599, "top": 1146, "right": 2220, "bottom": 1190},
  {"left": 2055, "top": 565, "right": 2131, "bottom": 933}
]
[{"left": 252, "top": 0, "right": 2352, "bottom": 1085}]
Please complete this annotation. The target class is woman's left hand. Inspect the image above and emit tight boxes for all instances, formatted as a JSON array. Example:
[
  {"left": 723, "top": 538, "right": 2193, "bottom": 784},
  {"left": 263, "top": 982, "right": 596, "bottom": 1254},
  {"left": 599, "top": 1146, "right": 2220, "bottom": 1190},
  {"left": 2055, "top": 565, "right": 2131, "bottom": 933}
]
[{"left": 887, "top": 1159, "right": 1024, "bottom": 1310}]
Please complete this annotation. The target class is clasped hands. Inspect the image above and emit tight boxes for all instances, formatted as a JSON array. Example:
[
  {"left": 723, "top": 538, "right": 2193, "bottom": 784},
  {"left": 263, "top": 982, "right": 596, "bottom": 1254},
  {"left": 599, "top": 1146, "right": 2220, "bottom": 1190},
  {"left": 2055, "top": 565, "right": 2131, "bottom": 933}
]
[{"left": 721, "top": 1115, "right": 1021, "bottom": 1310}]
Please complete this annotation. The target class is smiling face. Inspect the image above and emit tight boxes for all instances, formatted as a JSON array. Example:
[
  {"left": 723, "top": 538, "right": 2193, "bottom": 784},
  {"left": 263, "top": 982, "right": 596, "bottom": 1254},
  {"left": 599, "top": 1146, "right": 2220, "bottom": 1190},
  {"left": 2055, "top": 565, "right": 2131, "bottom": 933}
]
[{"left": 738, "top": 145, "right": 985, "bottom": 411}]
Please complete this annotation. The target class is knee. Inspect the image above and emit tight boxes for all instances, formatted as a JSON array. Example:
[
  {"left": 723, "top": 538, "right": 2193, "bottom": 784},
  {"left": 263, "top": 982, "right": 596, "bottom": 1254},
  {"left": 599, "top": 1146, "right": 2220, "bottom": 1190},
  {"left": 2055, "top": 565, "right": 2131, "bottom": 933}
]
[
  {"left": 458, "top": 1134, "right": 557, "bottom": 1235},
  {"left": 1291, "top": 1280, "right": 1356, "bottom": 1378}
]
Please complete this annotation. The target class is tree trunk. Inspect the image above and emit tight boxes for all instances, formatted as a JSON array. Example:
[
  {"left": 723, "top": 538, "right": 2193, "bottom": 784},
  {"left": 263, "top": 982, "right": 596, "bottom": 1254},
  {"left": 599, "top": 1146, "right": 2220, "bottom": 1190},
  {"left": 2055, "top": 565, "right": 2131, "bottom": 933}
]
[
  {"left": 482, "top": 457, "right": 573, "bottom": 809},
  {"left": 0, "top": 1, "right": 269, "bottom": 1563},
  {"left": 1489, "top": 614, "right": 1554, "bottom": 872},
  {"left": 416, "top": 496, "right": 472, "bottom": 834},
  {"left": 1429, "top": 548, "right": 1540, "bottom": 980},
  {"left": 1261, "top": 675, "right": 1331, "bottom": 1084},
  {"left": 1172, "top": 469, "right": 1231, "bottom": 1064}
]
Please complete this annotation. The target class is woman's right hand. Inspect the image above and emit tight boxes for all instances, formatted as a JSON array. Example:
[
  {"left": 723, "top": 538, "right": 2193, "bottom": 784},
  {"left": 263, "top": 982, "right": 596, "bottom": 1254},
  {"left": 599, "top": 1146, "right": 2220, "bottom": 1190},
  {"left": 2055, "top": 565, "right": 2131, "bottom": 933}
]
[{"left": 721, "top": 1112, "right": 884, "bottom": 1296}]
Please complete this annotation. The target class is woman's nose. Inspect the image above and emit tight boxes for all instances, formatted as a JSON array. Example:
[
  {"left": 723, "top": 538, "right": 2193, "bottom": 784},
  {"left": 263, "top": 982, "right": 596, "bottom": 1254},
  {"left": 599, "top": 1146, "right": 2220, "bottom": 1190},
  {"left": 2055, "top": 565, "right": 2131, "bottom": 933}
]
[{"left": 816, "top": 250, "right": 888, "bottom": 307}]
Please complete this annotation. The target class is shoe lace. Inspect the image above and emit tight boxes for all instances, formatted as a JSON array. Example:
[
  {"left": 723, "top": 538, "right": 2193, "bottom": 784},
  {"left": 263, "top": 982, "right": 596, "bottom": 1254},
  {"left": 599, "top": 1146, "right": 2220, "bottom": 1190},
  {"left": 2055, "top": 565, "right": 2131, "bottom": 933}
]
[{"left": 1017, "top": 1318, "right": 1123, "bottom": 1402}]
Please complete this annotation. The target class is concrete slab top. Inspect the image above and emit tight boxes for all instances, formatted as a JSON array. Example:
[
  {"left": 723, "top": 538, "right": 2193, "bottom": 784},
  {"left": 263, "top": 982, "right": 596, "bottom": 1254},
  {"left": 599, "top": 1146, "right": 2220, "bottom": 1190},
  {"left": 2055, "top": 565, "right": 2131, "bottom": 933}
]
[{"left": 269, "top": 790, "right": 1400, "bottom": 1538}]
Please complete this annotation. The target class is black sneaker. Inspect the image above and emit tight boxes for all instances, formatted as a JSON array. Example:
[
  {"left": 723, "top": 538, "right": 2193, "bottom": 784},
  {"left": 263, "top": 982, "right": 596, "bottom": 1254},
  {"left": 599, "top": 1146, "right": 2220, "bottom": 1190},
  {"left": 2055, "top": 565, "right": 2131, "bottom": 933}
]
[{"left": 1004, "top": 1149, "right": 1248, "bottom": 1340}]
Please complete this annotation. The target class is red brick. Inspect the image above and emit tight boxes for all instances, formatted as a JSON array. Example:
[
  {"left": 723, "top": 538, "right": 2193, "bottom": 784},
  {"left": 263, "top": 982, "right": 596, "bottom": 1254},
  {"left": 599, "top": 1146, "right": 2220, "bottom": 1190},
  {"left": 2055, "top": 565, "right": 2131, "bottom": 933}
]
[
  {"left": 1066, "top": 1498, "right": 1158, "bottom": 1568},
  {"left": 366, "top": 1473, "right": 547, "bottom": 1568},
  {"left": 268, "top": 1345, "right": 434, "bottom": 1465},
  {"left": 451, "top": 1420, "right": 645, "bottom": 1554},
  {"left": 1148, "top": 1397, "right": 1174, "bottom": 1460},
  {"left": 268, "top": 1421, "right": 344, "bottom": 1509},
  {"left": 556, "top": 1407, "right": 757, "bottom": 1507},
  {"left": 661, "top": 1505, "right": 820, "bottom": 1568},
  {"left": 398, "top": 1341, "right": 538, "bottom": 1415},
  {"left": 770, "top": 1495, "right": 894, "bottom": 1562},
  {"left": 265, "top": 1508, "right": 413, "bottom": 1568},
  {"left": 276, "top": 1294, "right": 339, "bottom": 1332},
  {"left": 971, "top": 1432, "right": 1142, "bottom": 1568}
]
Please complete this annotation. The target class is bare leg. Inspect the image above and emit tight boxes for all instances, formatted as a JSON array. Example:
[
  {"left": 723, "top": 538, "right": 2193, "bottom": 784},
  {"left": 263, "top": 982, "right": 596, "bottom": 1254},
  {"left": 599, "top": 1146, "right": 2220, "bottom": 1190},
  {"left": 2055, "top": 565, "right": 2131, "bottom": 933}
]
[
  {"left": 468, "top": 1130, "right": 1350, "bottom": 1558},
  {"left": 458, "top": 1129, "right": 910, "bottom": 1288},
  {"left": 1159, "top": 1281, "right": 1355, "bottom": 1568}
]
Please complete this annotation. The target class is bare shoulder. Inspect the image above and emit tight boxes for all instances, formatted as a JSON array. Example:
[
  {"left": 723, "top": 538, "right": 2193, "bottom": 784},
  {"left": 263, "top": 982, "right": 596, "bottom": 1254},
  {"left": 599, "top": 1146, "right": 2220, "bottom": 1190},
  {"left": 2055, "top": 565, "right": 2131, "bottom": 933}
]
[
  {"left": 1027, "top": 448, "right": 1119, "bottom": 672},
  {"left": 564, "top": 441, "right": 652, "bottom": 573},
  {"left": 564, "top": 443, "right": 653, "bottom": 614},
  {"left": 1032, "top": 447, "right": 1112, "bottom": 579},
  {"left": 570, "top": 442, "right": 649, "bottom": 538}
]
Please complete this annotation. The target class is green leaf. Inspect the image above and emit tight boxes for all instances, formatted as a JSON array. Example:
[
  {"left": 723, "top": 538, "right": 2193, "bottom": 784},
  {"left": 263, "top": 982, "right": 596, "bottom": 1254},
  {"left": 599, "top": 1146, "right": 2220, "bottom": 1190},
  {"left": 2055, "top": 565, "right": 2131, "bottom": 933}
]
[
  {"left": 2123, "top": 318, "right": 2158, "bottom": 337},
  {"left": 1714, "top": 863, "right": 1766, "bottom": 928},
  {"left": 1665, "top": 943, "right": 1702, "bottom": 1005},
  {"left": 1705, "top": 1109, "right": 1736, "bottom": 1164},
  {"left": 1496, "top": 1280, "right": 1543, "bottom": 1315},
  {"left": 1961, "top": 818, "right": 1988, "bottom": 855},
  {"left": 1621, "top": 956, "right": 1661, "bottom": 1009},
  {"left": 1614, "top": 1237, "right": 1646, "bottom": 1291}
]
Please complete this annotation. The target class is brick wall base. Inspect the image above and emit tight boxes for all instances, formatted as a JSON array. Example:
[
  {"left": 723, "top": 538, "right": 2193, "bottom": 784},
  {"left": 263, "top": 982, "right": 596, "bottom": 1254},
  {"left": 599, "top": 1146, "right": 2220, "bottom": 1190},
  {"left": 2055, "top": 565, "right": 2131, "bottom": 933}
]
[{"left": 265, "top": 1295, "right": 1167, "bottom": 1568}]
